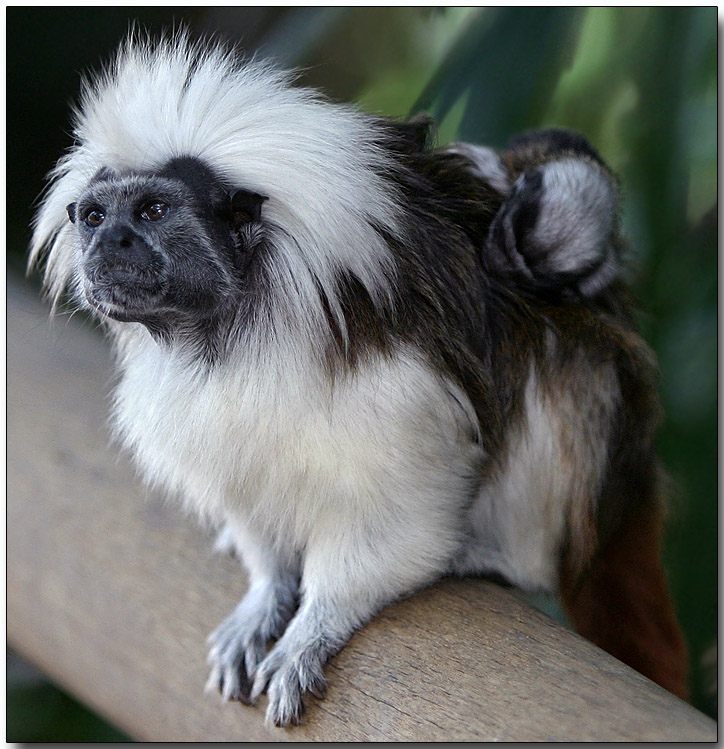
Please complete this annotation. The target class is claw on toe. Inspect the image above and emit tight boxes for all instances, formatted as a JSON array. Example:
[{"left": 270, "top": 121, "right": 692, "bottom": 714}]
[
  {"left": 274, "top": 711, "right": 302, "bottom": 728},
  {"left": 250, "top": 670, "right": 269, "bottom": 704},
  {"left": 204, "top": 669, "right": 218, "bottom": 697},
  {"left": 231, "top": 668, "right": 255, "bottom": 705},
  {"left": 265, "top": 699, "right": 304, "bottom": 729},
  {"left": 233, "top": 690, "right": 254, "bottom": 706},
  {"left": 204, "top": 659, "right": 257, "bottom": 707},
  {"left": 307, "top": 682, "right": 326, "bottom": 700}
]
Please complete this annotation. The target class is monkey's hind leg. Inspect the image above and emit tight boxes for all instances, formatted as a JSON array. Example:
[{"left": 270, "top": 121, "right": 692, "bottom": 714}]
[{"left": 560, "top": 496, "right": 689, "bottom": 700}]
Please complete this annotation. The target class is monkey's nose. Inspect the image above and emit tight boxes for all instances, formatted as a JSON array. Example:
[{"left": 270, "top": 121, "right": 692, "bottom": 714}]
[{"left": 96, "top": 226, "right": 154, "bottom": 269}]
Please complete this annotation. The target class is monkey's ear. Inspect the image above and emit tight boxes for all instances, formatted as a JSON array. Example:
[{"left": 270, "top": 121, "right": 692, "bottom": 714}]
[
  {"left": 383, "top": 112, "right": 434, "bottom": 153},
  {"left": 229, "top": 189, "right": 268, "bottom": 229},
  {"left": 66, "top": 203, "right": 77, "bottom": 223}
]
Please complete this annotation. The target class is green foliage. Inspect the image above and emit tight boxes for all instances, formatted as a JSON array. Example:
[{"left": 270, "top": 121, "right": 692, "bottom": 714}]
[
  {"left": 6, "top": 653, "right": 131, "bottom": 742},
  {"left": 415, "top": 8, "right": 584, "bottom": 145},
  {"left": 6, "top": 684, "right": 130, "bottom": 742}
]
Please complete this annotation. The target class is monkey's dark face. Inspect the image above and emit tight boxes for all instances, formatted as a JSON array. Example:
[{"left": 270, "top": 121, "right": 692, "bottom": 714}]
[{"left": 69, "top": 157, "right": 267, "bottom": 330}]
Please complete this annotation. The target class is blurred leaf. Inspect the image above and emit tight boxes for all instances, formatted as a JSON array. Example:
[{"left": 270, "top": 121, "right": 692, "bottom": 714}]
[
  {"left": 7, "top": 651, "right": 130, "bottom": 742},
  {"left": 414, "top": 8, "right": 584, "bottom": 145},
  {"left": 256, "top": 7, "right": 351, "bottom": 67}
]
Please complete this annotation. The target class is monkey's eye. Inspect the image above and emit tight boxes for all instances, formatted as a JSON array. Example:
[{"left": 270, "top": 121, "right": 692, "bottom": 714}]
[
  {"left": 140, "top": 201, "right": 169, "bottom": 222},
  {"left": 84, "top": 209, "right": 105, "bottom": 228}
]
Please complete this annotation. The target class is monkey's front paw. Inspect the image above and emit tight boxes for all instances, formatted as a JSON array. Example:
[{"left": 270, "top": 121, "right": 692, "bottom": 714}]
[
  {"left": 205, "top": 614, "right": 268, "bottom": 704},
  {"left": 206, "top": 579, "right": 298, "bottom": 705},
  {"left": 251, "top": 645, "right": 327, "bottom": 727}
]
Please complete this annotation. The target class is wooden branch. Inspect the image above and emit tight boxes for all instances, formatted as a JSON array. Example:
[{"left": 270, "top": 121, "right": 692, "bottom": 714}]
[{"left": 7, "top": 277, "right": 716, "bottom": 742}]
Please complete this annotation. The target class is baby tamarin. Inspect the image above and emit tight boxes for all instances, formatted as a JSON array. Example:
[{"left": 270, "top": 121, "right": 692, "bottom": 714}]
[{"left": 30, "top": 33, "right": 687, "bottom": 726}]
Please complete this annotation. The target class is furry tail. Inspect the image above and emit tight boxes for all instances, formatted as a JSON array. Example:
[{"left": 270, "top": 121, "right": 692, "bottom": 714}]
[{"left": 560, "top": 497, "right": 689, "bottom": 699}]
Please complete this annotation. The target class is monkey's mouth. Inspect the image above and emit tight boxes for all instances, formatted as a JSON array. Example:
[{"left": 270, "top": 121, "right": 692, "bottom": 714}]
[{"left": 83, "top": 267, "right": 167, "bottom": 322}]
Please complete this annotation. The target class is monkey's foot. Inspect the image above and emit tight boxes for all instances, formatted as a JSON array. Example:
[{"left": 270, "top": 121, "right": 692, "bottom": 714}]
[
  {"left": 206, "top": 582, "right": 297, "bottom": 704},
  {"left": 205, "top": 612, "right": 268, "bottom": 704},
  {"left": 250, "top": 640, "right": 328, "bottom": 727}
]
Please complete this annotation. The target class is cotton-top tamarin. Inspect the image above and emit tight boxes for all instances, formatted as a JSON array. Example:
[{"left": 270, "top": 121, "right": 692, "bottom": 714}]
[{"left": 30, "top": 33, "right": 688, "bottom": 726}]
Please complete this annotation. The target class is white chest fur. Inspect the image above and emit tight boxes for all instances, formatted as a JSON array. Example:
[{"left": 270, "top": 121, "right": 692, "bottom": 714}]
[{"left": 111, "top": 330, "right": 483, "bottom": 552}]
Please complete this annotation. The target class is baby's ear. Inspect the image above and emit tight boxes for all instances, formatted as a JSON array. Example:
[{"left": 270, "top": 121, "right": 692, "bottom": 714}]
[{"left": 487, "top": 157, "right": 620, "bottom": 298}]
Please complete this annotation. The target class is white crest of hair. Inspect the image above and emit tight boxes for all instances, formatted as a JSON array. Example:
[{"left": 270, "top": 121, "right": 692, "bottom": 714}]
[{"left": 29, "top": 31, "right": 403, "bottom": 347}]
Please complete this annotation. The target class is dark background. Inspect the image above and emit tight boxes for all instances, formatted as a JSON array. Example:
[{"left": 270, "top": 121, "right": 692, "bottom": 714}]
[{"left": 7, "top": 7, "right": 717, "bottom": 740}]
